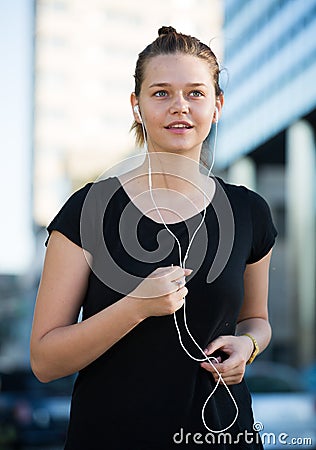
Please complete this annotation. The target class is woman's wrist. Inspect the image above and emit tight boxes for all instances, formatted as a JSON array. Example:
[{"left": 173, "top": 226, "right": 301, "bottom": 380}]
[
  {"left": 236, "top": 318, "right": 271, "bottom": 363},
  {"left": 123, "top": 294, "right": 149, "bottom": 322},
  {"left": 242, "top": 333, "right": 260, "bottom": 364},
  {"left": 238, "top": 335, "right": 257, "bottom": 364}
]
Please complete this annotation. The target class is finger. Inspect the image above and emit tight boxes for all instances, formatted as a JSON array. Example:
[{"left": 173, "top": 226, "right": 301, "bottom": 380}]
[
  {"left": 219, "top": 355, "right": 243, "bottom": 372},
  {"left": 171, "top": 288, "right": 188, "bottom": 312},
  {"left": 174, "top": 286, "right": 188, "bottom": 302},
  {"left": 204, "top": 335, "right": 234, "bottom": 358},
  {"left": 183, "top": 268, "right": 193, "bottom": 276},
  {"left": 151, "top": 266, "right": 179, "bottom": 278},
  {"left": 204, "top": 337, "right": 225, "bottom": 356},
  {"left": 169, "top": 266, "right": 192, "bottom": 281},
  {"left": 200, "top": 360, "right": 221, "bottom": 373},
  {"left": 172, "top": 286, "right": 188, "bottom": 309},
  {"left": 213, "top": 360, "right": 240, "bottom": 377},
  {"left": 152, "top": 266, "right": 181, "bottom": 283},
  {"left": 210, "top": 369, "right": 238, "bottom": 383},
  {"left": 200, "top": 359, "right": 241, "bottom": 378},
  {"left": 217, "top": 374, "right": 244, "bottom": 385},
  {"left": 205, "top": 354, "right": 222, "bottom": 365},
  {"left": 211, "top": 363, "right": 245, "bottom": 381},
  {"left": 201, "top": 358, "right": 245, "bottom": 384},
  {"left": 171, "top": 276, "right": 186, "bottom": 292}
]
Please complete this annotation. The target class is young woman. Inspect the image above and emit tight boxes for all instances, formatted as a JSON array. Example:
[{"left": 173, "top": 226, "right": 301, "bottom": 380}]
[{"left": 30, "top": 26, "right": 277, "bottom": 449}]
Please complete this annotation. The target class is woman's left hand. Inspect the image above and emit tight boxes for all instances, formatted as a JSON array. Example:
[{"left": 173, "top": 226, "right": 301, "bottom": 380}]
[{"left": 200, "top": 335, "right": 254, "bottom": 385}]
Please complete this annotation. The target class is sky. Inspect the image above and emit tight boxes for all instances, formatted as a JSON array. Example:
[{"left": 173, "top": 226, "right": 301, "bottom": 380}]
[{"left": 0, "top": 0, "right": 34, "bottom": 274}]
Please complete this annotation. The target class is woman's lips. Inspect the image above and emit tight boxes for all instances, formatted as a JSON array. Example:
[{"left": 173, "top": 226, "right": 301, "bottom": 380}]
[{"left": 165, "top": 121, "right": 193, "bottom": 133}]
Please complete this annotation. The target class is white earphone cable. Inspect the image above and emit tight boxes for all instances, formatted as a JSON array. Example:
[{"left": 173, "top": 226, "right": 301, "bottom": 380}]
[{"left": 139, "top": 110, "right": 239, "bottom": 432}]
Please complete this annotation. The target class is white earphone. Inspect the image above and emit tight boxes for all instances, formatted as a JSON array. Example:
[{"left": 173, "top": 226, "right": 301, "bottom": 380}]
[
  {"left": 134, "top": 105, "right": 142, "bottom": 123},
  {"left": 214, "top": 106, "right": 219, "bottom": 124}
]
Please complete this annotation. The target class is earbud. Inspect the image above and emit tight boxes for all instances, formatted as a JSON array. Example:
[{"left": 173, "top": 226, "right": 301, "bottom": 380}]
[
  {"left": 134, "top": 105, "right": 142, "bottom": 123},
  {"left": 214, "top": 106, "right": 219, "bottom": 124}
]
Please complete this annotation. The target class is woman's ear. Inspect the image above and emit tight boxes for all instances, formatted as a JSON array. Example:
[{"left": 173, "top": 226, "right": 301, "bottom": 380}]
[
  {"left": 130, "top": 92, "right": 141, "bottom": 123},
  {"left": 213, "top": 93, "right": 224, "bottom": 123}
]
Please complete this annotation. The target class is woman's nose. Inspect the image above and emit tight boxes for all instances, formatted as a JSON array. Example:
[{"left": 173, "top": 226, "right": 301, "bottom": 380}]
[{"left": 169, "top": 94, "right": 189, "bottom": 114}]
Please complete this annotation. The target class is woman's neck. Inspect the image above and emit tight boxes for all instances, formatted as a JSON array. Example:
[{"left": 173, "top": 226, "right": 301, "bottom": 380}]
[
  {"left": 143, "top": 151, "right": 208, "bottom": 194},
  {"left": 118, "top": 153, "right": 215, "bottom": 224}
]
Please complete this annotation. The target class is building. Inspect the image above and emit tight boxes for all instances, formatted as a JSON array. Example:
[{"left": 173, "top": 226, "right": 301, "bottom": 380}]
[
  {"left": 220, "top": 0, "right": 316, "bottom": 366},
  {"left": 0, "top": 0, "right": 35, "bottom": 368},
  {"left": 0, "top": 0, "right": 34, "bottom": 275}
]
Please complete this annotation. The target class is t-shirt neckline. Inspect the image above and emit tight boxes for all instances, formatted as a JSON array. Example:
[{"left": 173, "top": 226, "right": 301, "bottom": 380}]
[{"left": 113, "top": 175, "right": 217, "bottom": 226}]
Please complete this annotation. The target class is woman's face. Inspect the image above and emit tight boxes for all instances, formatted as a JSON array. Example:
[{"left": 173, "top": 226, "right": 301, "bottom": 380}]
[{"left": 133, "top": 53, "right": 219, "bottom": 157}]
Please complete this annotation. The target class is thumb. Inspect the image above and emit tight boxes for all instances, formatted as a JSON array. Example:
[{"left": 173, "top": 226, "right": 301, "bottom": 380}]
[{"left": 184, "top": 268, "right": 193, "bottom": 276}]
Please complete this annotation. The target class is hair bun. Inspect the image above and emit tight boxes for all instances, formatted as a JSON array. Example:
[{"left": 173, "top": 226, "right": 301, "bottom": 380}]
[{"left": 158, "top": 26, "right": 177, "bottom": 36}]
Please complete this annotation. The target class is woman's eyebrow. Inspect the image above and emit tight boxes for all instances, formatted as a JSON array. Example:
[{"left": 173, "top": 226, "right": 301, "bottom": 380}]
[
  {"left": 148, "top": 82, "right": 208, "bottom": 88},
  {"left": 148, "top": 82, "right": 171, "bottom": 88}
]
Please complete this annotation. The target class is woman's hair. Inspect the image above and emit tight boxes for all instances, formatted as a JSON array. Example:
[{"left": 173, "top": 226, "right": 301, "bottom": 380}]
[{"left": 131, "top": 26, "right": 222, "bottom": 148}]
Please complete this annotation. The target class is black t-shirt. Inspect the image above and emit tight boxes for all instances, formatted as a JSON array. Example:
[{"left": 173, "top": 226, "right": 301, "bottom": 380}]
[{"left": 46, "top": 176, "right": 277, "bottom": 450}]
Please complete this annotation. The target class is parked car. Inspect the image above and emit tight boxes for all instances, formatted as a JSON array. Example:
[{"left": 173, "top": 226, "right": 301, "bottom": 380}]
[
  {"left": 0, "top": 367, "right": 74, "bottom": 449},
  {"left": 245, "top": 361, "right": 316, "bottom": 450}
]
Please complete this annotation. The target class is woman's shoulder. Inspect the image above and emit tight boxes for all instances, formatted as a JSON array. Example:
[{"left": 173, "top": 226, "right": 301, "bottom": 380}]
[
  {"left": 215, "top": 176, "right": 270, "bottom": 209},
  {"left": 214, "top": 177, "right": 277, "bottom": 263},
  {"left": 215, "top": 176, "right": 249, "bottom": 195},
  {"left": 46, "top": 177, "right": 121, "bottom": 249},
  {"left": 66, "top": 176, "right": 121, "bottom": 207}
]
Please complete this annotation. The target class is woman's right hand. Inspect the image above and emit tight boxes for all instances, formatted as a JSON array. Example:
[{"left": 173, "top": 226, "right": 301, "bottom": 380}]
[{"left": 128, "top": 266, "right": 192, "bottom": 318}]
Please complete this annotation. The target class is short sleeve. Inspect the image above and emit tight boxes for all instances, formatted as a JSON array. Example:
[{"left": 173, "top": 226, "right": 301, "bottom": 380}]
[
  {"left": 46, "top": 183, "right": 93, "bottom": 249},
  {"left": 246, "top": 190, "right": 278, "bottom": 264}
]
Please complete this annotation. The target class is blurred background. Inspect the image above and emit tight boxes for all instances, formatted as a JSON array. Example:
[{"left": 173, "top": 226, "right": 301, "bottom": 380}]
[{"left": 0, "top": 0, "right": 315, "bottom": 448}]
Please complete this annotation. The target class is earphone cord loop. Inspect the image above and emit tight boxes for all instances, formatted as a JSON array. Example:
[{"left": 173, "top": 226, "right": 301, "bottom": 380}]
[
  {"left": 208, "top": 119, "right": 218, "bottom": 176},
  {"left": 141, "top": 116, "right": 238, "bottom": 433}
]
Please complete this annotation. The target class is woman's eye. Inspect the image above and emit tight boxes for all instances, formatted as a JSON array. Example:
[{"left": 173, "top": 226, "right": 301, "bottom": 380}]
[
  {"left": 190, "top": 90, "right": 203, "bottom": 97},
  {"left": 154, "top": 90, "right": 168, "bottom": 97}
]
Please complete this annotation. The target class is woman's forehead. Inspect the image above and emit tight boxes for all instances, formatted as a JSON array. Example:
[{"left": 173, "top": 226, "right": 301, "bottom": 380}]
[{"left": 142, "top": 53, "right": 214, "bottom": 86}]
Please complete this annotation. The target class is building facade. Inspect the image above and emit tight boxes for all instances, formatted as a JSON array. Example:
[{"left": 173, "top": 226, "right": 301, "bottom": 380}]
[{"left": 220, "top": 0, "right": 316, "bottom": 366}]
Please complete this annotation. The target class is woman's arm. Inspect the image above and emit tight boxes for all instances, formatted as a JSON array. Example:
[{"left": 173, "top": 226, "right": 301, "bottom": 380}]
[
  {"left": 235, "top": 247, "right": 273, "bottom": 357},
  {"left": 30, "top": 231, "right": 144, "bottom": 382},
  {"left": 201, "top": 249, "right": 273, "bottom": 384},
  {"left": 30, "top": 231, "right": 189, "bottom": 383}
]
